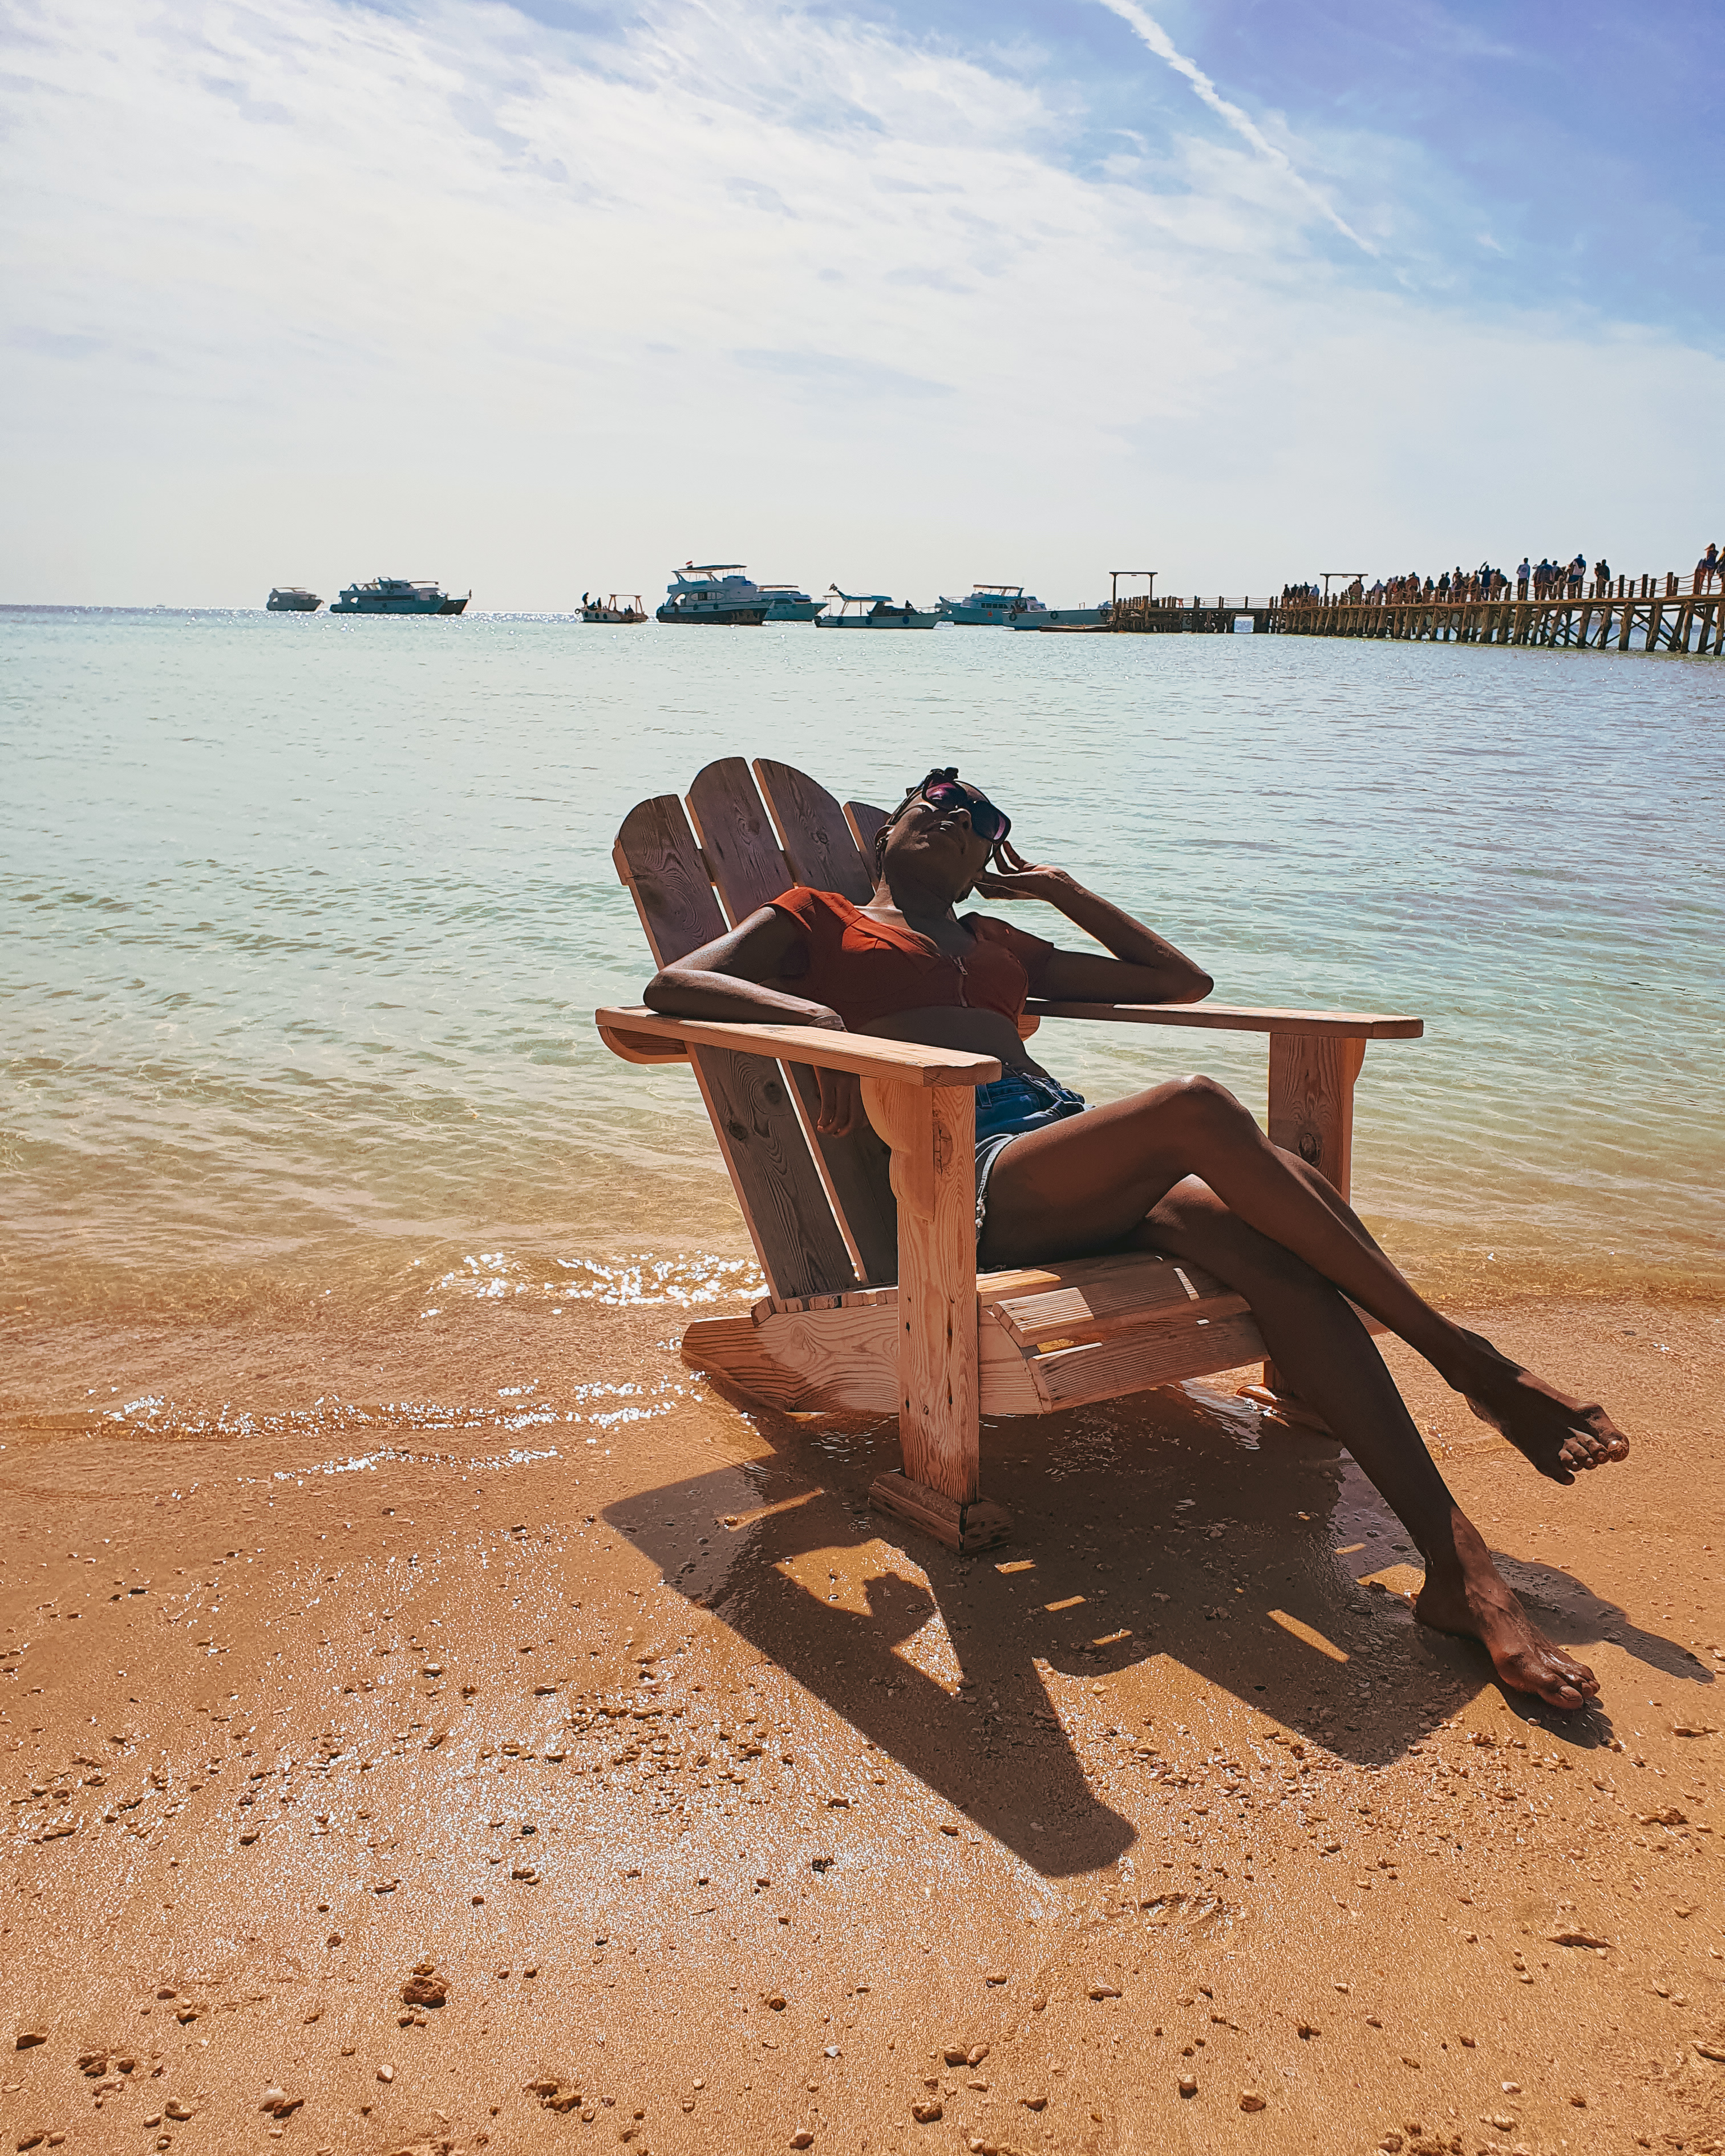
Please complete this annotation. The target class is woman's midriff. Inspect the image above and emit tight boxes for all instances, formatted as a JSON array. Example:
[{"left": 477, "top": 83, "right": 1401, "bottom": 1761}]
[{"left": 859, "top": 1005, "right": 1047, "bottom": 1076}]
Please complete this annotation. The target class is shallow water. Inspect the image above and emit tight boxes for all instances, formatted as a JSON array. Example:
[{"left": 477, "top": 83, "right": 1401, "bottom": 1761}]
[{"left": 3, "top": 608, "right": 1722, "bottom": 1407}]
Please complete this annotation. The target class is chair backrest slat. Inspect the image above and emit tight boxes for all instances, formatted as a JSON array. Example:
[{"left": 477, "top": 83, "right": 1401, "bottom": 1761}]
[
  {"left": 613, "top": 795, "right": 728, "bottom": 966},
  {"left": 614, "top": 789, "right": 858, "bottom": 1302},
  {"left": 783, "top": 1063, "right": 898, "bottom": 1284},
  {"left": 686, "top": 758, "right": 792, "bottom": 926},
  {"left": 682, "top": 759, "right": 897, "bottom": 1283},
  {"left": 755, "top": 760, "right": 874, "bottom": 901},
  {"left": 843, "top": 800, "right": 892, "bottom": 869}
]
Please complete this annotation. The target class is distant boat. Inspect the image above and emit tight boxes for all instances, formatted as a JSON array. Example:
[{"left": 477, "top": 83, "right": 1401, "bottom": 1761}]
[
  {"left": 655, "top": 563, "right": 801, "bottom": 625},
  {"left": 816, "top": 586, "right": 937, "bottom": 630},
  {"left": 330, "top": 577, "right": 469, "bottom": 615},
  {"left": 1010, "top": 599, "right": 1111, "bottom": 629},
  {"left": 935, "top": 582, "right": 1111, "bottom": 629},
  {"left": 936, "top": 583, "right": 1041, "bottom": 626},
  {"left": 757, "top": 582, "right": 823, "bottom": 623},
  {"left": 267, "top": 586, "right": 321, "bottom": 613},
  {"left": 581, "top": 592, "right": 647, "bottom": 623}
]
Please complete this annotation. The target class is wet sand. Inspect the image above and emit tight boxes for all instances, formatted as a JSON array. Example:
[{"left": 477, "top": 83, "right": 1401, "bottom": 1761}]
[{"left": 3, "top": 1293, "right": 1722, "bottom": 2155}]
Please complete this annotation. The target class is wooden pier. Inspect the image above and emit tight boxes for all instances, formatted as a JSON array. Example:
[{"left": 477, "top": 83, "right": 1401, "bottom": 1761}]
[{"left": 1277, "top": 574, "right": 1723, "bottom": 656}]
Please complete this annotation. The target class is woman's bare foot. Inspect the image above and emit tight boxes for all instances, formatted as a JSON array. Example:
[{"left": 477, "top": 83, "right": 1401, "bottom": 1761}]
[
  {"left": 1415, "top": 1560, "right": 1600, "bottom": 1711},
  {"left": 1452, "top": 1330, "right": 1630, "bottom": 1484}
]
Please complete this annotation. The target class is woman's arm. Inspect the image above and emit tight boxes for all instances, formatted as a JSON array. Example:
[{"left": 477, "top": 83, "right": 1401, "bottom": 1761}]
[
  {"left": 645, "top": 906, "right": 865, "bottom": 1134},
  {"left": 644, "top": 906, "right": 842, "bottom": 1028},
  {"left": 973, "top": 846, "right": 1213, "bottom": 1004}
]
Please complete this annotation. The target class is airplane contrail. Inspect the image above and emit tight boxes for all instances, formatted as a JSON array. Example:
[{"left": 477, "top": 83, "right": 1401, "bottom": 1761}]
[{"left": 1096, "top": 0, "right": 1375, "bottom": 255}]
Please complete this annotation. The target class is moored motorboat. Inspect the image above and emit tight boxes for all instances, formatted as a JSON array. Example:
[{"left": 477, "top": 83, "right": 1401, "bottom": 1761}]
[
  {"left": 581, "top": 592, "right": 647, "bottom": 623},
  {"left": 1010, "top": 599, "right": 1111, "bottom": 628},
  {"left": 758, "top": 582, "right": 823, "bottom": 623},
  {"left": 653, "top": 564, "right": 819, "bottom": 624},
  {"left": 816, "top": 586, "right": 937, "bottom": 629},
  {"left": 936, "top": 582, "right": 1042, "bottom": 625},
  {"left": 330, "top": 577, "right": 469, "bottom": 615},
  {"left": 656, "top": 564, "right": 768, "bottom": 625},
  {"left": 266, "top": 586, "right": 321, "bottom": 612}
]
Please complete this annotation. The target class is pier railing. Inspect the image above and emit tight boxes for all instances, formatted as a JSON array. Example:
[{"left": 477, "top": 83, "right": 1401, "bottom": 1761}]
[
  {"left": 1275, "top": 572, "right": 1723, "bottom": 656},
  {"left": 1109, "top": 595, "right": 1278, "bottom": 632}
]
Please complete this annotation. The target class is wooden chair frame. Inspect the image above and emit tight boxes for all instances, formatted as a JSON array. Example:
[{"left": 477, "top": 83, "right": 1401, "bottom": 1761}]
[{"left": 597, "top": 758, "right": 1422, "bottom": 1553}]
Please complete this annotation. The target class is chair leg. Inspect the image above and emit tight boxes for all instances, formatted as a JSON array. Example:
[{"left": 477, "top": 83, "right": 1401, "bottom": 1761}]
[
  {"left": 1256, "top": 1031, "right": 1367, "bottom": 1404},
  {"left": 860, "top": 1079, "right": 1010, "bottom": 1553}
]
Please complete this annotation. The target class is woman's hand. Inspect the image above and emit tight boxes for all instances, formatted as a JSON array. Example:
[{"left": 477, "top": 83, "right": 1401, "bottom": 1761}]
[
  {"left": 815, "top": 1063, "right": 862, "bottom": 1137},
  {"left": 971, "top": 839, "right": 1075, "bottom": 904},
  {"left": 971, "top": 839, "right": 1215, "bottom": 1005}
]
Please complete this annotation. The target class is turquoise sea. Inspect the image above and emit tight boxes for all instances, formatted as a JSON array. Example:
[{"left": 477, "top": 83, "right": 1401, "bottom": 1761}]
[{"left": 3, "top": 609, "right": 1721, "bottom": 1417}]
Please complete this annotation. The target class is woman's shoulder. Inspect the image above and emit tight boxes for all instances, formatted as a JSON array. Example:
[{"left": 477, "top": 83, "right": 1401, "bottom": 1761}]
[
  {"left": 766, "top": 886, "right": 876, "bottom": 943},
  {"left": 769, "top": 884, "right": 861, "bottom": 919}
]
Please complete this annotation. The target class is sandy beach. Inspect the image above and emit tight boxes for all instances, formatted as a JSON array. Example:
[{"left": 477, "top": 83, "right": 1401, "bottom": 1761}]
[{"left": 3, "top": 1289, "right": 1720, "bottom": 2156}]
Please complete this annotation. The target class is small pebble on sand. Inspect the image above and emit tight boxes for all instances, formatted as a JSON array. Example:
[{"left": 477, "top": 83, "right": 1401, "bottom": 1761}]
[
  {"left": 1239, "top": 2091, "right": 1266, "bottom": 2112},
  {"left": 1178, "top": 2073, "right": 1198, "bottom": 2097},
  {"left": 376, "top": 2064, "right": 394, "bottom": 2084},
  {"left": 14, "top": 2033, "right": 47, "bottom": 2051}
]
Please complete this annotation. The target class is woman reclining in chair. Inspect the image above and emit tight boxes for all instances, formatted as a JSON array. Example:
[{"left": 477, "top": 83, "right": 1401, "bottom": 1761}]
[{"left": 646, "top": 768, "right": 1630, "bottom": 1713}]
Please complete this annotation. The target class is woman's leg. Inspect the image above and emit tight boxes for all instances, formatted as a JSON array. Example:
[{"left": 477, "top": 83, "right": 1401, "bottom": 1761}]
[
  {"left": 1140, "top": 1179, "right": 1600, "bottom": 1711},
  {"left": 979, "top": 1075, "right": 1629, "bottom": 1481}
]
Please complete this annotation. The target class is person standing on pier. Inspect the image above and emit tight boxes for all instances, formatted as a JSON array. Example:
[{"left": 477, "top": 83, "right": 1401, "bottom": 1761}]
[
  {"left": 1517, "top": 558, "right": 1530, "bottom": 598},
  {"left": 1696, "top": 542, "right": 1719, "bottom": 593}
]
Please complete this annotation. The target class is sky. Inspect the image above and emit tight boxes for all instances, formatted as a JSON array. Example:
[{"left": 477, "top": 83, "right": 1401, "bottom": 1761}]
[{"left": 3, "top": 0, "right": 1722, "bottom": 607}]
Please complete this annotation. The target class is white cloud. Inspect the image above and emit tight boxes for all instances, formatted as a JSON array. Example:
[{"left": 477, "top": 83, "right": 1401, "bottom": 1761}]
[
  {"left": 1, "top": 0, "right": 1718, "bottom": 606},
  {"left": 1092, "top": 0, "right": 1374, "bottom": 253}
]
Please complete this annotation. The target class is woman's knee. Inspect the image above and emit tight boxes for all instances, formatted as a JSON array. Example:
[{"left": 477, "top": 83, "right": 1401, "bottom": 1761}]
[{"left": 1147, "top": 1072, "right": 1256, "bottom": 1140}]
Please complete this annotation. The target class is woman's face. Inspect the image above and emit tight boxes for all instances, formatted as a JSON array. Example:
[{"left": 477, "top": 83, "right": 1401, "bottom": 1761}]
[{"left": 880, "top": 787, "right": 995, "bottom": 896}]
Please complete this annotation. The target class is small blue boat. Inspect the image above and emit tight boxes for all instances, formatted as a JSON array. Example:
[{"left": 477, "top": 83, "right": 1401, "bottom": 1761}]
[{"left": 330, "top": 577, "right": 469, "bottom": 615}]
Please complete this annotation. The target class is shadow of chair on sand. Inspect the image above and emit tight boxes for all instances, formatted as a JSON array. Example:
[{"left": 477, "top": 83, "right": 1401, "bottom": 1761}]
[{"left": 609, "top": 1377, "right": 1702, "bottom": 1879}]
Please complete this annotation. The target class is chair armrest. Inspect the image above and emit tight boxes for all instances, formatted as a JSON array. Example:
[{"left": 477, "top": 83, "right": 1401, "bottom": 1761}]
[
  {"left": 1023, "top": 999, "right": 1423, "bottom": 1041},
  {"left": 594, "top": 1006, "right": 1003, "bottom": 1086}
]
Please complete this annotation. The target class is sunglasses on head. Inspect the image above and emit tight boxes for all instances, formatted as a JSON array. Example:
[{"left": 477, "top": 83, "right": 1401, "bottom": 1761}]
[{"left": 914, "top": 777, "right": 1011, "bottom": 848}]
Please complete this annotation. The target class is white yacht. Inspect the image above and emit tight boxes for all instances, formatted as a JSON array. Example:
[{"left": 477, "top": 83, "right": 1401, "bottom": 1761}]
[{"left": 656, "top": 564, "right": 819, "bottom": 625}]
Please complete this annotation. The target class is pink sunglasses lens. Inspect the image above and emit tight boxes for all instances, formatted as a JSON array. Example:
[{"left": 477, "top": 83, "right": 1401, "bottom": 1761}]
[{"left": 924, "top": 783, "right": 1007, "bottom": 842}]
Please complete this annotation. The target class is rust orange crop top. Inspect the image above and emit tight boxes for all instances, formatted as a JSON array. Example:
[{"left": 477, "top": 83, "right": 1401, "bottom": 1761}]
[{"left": 766, "top": 886, "right": 1054, "bottom": 1030}]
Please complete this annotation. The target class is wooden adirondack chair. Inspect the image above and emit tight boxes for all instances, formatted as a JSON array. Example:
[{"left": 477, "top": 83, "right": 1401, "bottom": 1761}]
[{"left": 596, "top": 758, "right": 1423, "bottom": 1554}]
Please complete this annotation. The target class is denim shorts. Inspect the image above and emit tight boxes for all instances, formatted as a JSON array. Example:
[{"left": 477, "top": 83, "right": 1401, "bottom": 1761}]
[{"left": 973, "top": 1071, "right": 1087, "bottom": 1241}]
